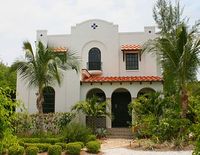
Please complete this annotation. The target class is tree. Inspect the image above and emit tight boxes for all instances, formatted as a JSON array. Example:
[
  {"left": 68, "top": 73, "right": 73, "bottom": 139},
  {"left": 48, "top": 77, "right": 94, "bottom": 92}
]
[
  {"left": 153, "top": 0, "right": 184, "bottom": 35},
  {"left": 0, "top": 62, "right": 16, "bottom": 90},
  {"left": 72, "top": 96, "right": 110, "bottom": 131},
  {"left": 11, "top": 41, "right": 80, "bottom": 129},
  {"left": 153, "top": 0, "right": 185, "bottom": 94},
  {"left": 144, "top": 23, "right": 200, "bottom": 118}
]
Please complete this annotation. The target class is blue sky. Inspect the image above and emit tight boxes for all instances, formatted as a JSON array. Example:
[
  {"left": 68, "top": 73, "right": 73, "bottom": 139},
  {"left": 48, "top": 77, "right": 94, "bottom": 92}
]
[{"left": 0, "top": 0, "right": 199, "bottom": 66}]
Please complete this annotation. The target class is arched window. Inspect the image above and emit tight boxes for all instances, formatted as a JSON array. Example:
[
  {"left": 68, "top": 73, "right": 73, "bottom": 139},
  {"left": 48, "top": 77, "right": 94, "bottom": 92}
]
[
  {"left": 88, "top": 47, "right": 101, "bottom": 70},
  {"left": 43, "top": 86, "right": 55, "bottom": 113}
]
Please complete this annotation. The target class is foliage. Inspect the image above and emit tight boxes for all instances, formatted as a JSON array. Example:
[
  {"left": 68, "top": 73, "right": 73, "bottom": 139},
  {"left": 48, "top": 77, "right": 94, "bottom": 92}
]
[
  {"left": 72, "top": 142, "right": 84, "bottom": 148},
  {"left": 0, "top": 88, "right": 20, "bottom": 151},
  {"left": 144, "top": 22, "right": 200, "bottom": 118},
  {"left": 129, "top": 92, "right": 191, "bottom": 142},
  {"left": 62, "top": 123, "right": 92, "bottom": 143},
  {"left": 48, "top": 145, "right": 62, "bottom": 155},
  {"left": 66, "top": 142, "right": 82, "bottom": 155},
  {"left": 86, "top": 140, "right": 101, "bottom": 153},
  {"left": 54, "top": 142, "right": 66, "bottom": 150},
  {"left": 72, "top": 96, "right": 110, "bottom": 131},
  {"left": 153, "top": 0, "right": 184, "bottom": 35},
  {"left": 193, "top": 140, "right": 200, "bottom": 155},
  {"left": 57, "top": 112, "right": 75, "bottom": 130},
  {"left": 86, "top": 135, "right": 96, "bottom": 142},
  {"left": 72, "top": 96, "right": 110, "bottom": 117},
  {"left": 0, "top": 61, "right": 16, "bottom": 90},
  {"left": 24, "top": 143, "right": 51, "bottom": 153},
  {"left": 25, "top": 146, "right": 39, "bottom": 155},
  {"left": 20, "top": 137, "right": 62, "bottom": 144},
  {"left": 95, "top": 128, "right": 107, "bottom": 139},
  {"left": 14, "top": 112, "right": 74, "bottom": 135},
  {"left": 8, "top": 145, "right": 24, "bottom": 155}
]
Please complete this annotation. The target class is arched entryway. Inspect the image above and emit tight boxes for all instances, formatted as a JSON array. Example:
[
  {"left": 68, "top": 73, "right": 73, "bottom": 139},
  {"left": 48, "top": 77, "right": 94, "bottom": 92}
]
[
  {"left": 137, "top": 87, "right": 155, "bottom": 97},
  {"left": 86, "top": 88, "right": 106, "bottom": 128},
  {"left": 86, "top": 88, "right": 106, "bottom": 102},
  {"left": 111, "top": 88, "right": 131, "bottom": 127},
  {"left": 43, "top": 86, "right": 55, "bottom": 113}
]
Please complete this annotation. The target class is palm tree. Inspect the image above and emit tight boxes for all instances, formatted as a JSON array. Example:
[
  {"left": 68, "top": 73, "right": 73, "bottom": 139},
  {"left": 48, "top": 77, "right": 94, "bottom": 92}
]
[
  {"left": 12, "top": 41, "right": 80, "bottom": 129},
  {"left": 144, "top": 23, "right": 200, "bottom": 118},
  {"left": 72, "top": 96, "right": 110, "bottom": 131}
]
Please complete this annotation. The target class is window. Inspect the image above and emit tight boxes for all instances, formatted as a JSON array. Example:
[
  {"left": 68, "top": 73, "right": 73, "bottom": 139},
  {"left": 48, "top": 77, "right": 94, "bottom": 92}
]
[
  {"left": 88, "top": 47, "right": 101, "bottom": 70},
  {"left": 126, "top": 53, "right": 139, "bottom": 70}
]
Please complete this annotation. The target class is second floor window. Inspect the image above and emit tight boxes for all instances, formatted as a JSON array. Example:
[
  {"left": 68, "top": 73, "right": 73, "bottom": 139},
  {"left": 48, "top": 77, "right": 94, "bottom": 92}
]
[
  {"left": 88, "top": 47, "right": 101, "bottom": 70},
  {"left": 126, "top": 53, "right": 139, "bottom": 70}
]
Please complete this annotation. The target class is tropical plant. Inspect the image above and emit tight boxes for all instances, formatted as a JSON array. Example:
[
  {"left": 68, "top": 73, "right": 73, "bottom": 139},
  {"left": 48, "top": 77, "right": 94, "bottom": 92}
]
[
  {"left": 144, "top": 22, "right": 200, "bottom": 118},
  {"left": 72, "top": 96, "right": 110, "bottom": 131},
  {"left": 11, "top": 41, "right": 79, "bottom": 130},
  {"left": 62, "top": 123, "right": 92, "bottom": 143},
  {"left": 129, "top": 92, "right": 191, "bottom": 142}
]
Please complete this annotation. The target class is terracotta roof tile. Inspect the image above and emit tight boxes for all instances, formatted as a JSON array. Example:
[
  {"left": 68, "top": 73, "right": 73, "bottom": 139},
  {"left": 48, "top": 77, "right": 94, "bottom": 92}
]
[
  {"left": 82, "top": 76, "right": 162, "bottom": 83},
  {"left": 121, "top": 44, "right": 142, "bottom": 51},
  {"left": 52, "top": 47, "right": 67, "bottom": 53}
]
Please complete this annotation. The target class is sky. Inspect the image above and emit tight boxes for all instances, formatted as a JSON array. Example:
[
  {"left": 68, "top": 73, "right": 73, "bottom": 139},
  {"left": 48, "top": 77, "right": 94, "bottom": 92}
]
[{"left": 0, "top": 0, "right": 199, "bottom": 66}]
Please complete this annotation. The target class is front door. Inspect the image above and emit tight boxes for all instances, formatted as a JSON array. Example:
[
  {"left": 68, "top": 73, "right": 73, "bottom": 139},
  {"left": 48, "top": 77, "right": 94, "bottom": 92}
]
[{"left": 112, "top": 92, "right": 131, "bottom": 127}]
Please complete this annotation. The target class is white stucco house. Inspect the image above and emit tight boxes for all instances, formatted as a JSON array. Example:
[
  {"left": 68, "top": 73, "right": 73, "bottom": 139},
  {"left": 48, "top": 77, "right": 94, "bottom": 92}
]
[{"left": 16, "top": 19, "right": 163, "bottom": 128}]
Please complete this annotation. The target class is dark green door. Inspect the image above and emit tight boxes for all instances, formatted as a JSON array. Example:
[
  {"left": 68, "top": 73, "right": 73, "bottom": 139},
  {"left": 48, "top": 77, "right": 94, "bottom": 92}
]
[{"left": 112, "top": 91, "right": 131, "bottom": 127}]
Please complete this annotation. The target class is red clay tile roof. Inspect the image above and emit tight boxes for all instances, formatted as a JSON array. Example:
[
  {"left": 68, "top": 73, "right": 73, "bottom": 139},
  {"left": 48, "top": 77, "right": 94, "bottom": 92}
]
[
  {"left": 121, "top": 44, "right": 142, "bottom": 51},
  {"left": 52, "top": 47, "right": 68, "bottom": 53},
  {"left": 82, "top": 76, "right": 162, "bottom": 83}
]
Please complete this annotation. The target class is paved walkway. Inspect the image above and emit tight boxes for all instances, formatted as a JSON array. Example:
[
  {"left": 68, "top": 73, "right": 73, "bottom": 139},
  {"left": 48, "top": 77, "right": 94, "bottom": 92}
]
[
  {"left": 100, "top": 139, "right": 193, "bottom": 155},
  {"left": 102, "top": 148, "right": 192, "bottom": 155}
]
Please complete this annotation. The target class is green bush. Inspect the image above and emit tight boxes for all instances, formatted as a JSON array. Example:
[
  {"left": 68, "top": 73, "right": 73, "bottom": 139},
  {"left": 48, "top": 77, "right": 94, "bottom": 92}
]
[
  {"left": 25, "top": 146, "right": 39, "bottom": 155},
  {"left": 86, "top": 135, "right": 96, "bottom": 142},
  {"left": 48, "top": 145, "right": 62, "bottom": 155},
  {"left": 62, "top": 123, "right": 92, "bottom": 143},
  {"left": 86, "top": 141, "right": 101, "bottom": 153},
  {"left": 24, "top": 143, "right": 51, "bottom": 152},
  {"left": 129, "top": 93, "right": 191, "bottom": 142},
  {"left": 55, "top": 142, "right": 66, "bottom": 150},
  {"left": 66, "top": 142, "right": 81, "bottom": 155},
  {"left": 21, "top": 137, "right": 62, "bottom": 144},
  {"left": 8, "top": 145, "right": 25, "bottom": 155},
  {"left": 193, "top": 140, "right": 200, "bottom": 155},
  {"left": 72, "top": 142, "right": 84, "bottom": 148}
]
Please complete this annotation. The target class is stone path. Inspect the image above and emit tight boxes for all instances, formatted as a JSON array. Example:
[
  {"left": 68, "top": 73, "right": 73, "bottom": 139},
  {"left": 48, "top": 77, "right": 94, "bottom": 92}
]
[
  {"left": 100, "top": 139, "right": 193, "bottom": 155},
  {"left": 102, "top": 148, "right": 192, "bottom": 155}
]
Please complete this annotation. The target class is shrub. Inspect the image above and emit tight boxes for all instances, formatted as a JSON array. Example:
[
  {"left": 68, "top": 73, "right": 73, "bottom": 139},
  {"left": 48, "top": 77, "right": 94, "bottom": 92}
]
[
  {"left": 66, "top": 142, "right": 81, "bottom": 155},
  {"left": 129, "top": 93, "right": 191, "bottom": 141},
  {"left": 48, "top": 145, "right": 62, "bottom": 155},
  {"left": 8, "top": 145, "right": 25, "bottom": 155},
  {"left": 86, "top": 141, "right": 101, "bottom": 153},
  {"left": 21, "top": 137, "right": 62, "bottom": 144},
  {"left": 62, "top": 123, "right": 92, "bottom": 143},
  {"left": 24, "top": 143, "right": 51, "bottom": 152},
  {"left": 95, "top": 128, "right": 107, "bottom": 138},
  {"left": 86, "top": 135, "right": 96, "bottom": 142},
  {"left": 55, "top": 142, "right": 66, "bottom": 150},
  {"left": 25, "top": 146, "right": 39, "bottom": 155},
  {"left": 193, "top": 140, "right": 200, "bottom": 155},
  {"left": 72, "top": 142, "right": 84, "bottom": 148}
]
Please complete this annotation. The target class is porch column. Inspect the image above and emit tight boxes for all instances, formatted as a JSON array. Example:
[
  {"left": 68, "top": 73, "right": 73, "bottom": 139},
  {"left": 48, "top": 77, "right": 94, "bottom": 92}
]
[
  {"left": 131, "top": 97, "right": 136, "bottom": 125},
  {"left": 106, "top": 98, "right": 112, "bottom": 128}
]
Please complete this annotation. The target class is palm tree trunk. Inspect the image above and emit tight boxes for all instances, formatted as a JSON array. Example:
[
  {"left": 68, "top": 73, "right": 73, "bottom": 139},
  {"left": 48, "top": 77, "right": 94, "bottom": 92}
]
[
  {"left": 36, "top": 90, "right": 45, "bottom": 132},
  {"left": 180, "top": 88, "right": 188, "bottom": 118}
]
